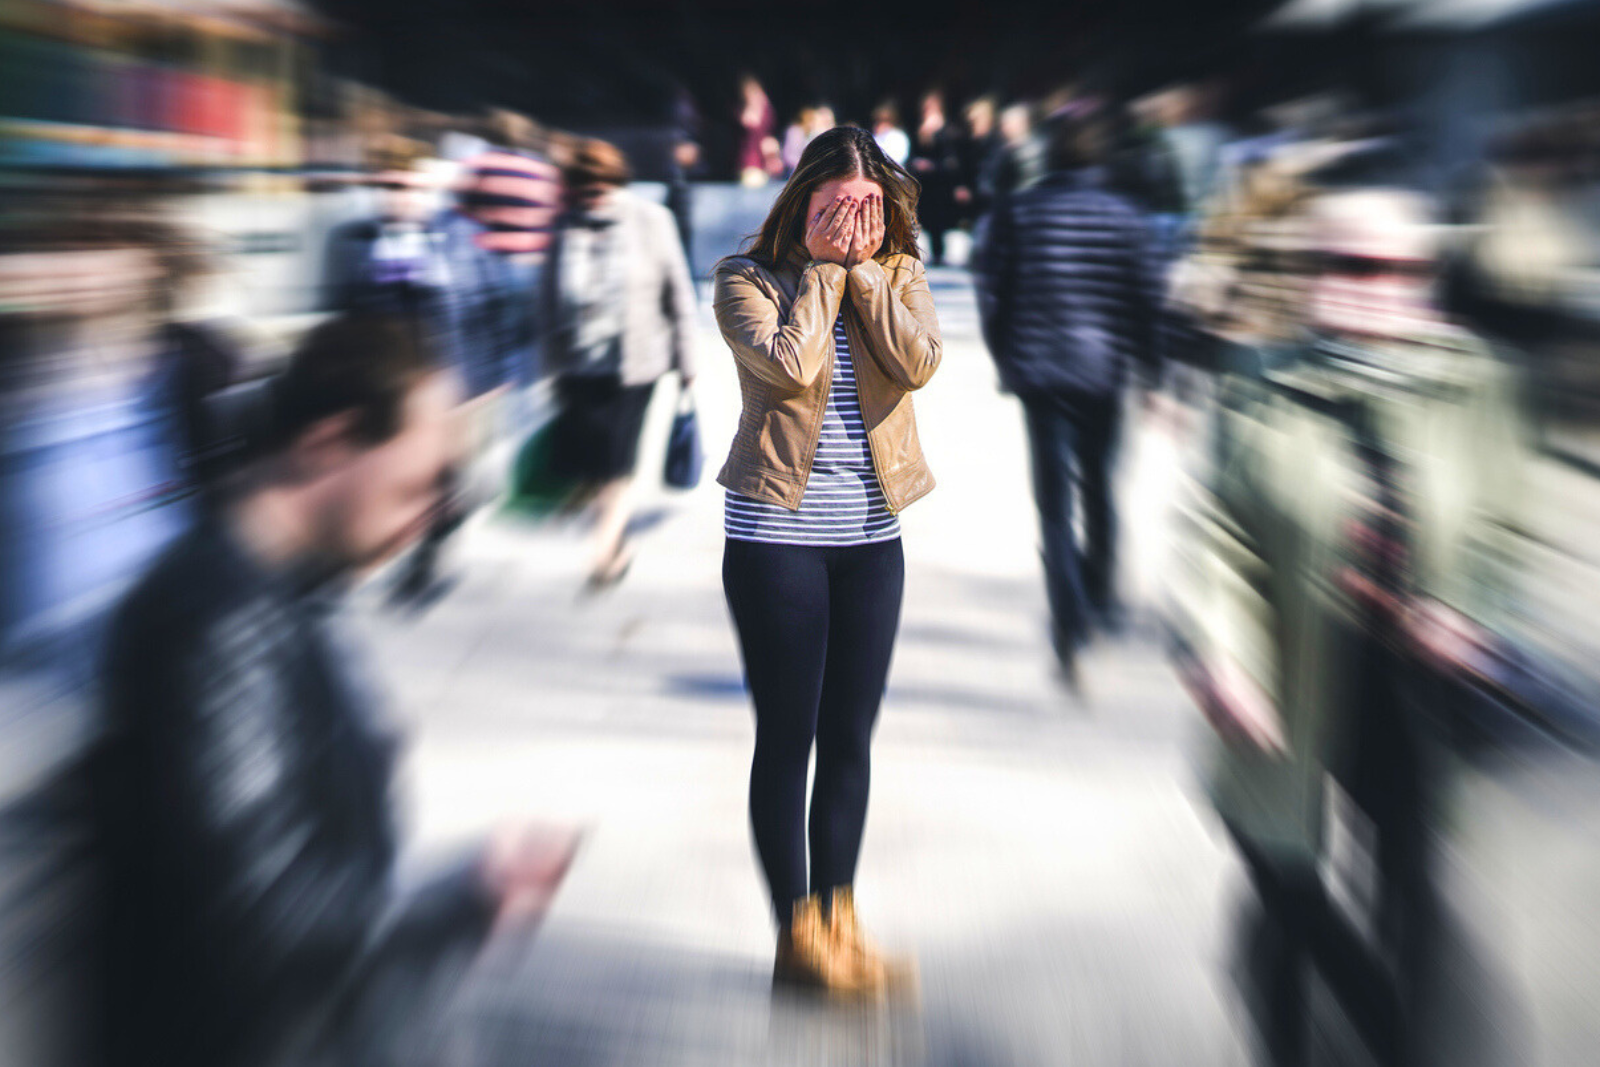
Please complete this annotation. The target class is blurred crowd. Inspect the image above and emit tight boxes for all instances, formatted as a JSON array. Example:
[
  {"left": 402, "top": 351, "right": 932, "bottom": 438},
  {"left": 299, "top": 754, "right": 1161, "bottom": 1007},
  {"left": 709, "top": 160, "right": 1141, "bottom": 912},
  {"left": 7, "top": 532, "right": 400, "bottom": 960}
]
[{"left": 4, "top": 1, "right": 1600, "bottom": 1066}]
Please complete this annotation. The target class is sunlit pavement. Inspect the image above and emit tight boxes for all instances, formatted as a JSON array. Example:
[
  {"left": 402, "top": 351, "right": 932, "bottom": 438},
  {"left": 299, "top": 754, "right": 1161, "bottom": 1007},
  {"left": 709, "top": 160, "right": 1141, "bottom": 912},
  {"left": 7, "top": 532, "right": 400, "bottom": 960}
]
[{"left": 357, "top": 269, "right": 1600, "bottom": 1065}]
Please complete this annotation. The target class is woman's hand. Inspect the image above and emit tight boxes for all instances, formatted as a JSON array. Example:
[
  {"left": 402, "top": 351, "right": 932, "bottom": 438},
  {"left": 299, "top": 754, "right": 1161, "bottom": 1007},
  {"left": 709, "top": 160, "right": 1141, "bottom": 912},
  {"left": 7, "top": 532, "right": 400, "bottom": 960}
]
[
  {"left": 847, "top": 193, "right": 884, "bottom": 268},
  {"left": 804, "top": 196, "right": 858, "bottom": 266}
]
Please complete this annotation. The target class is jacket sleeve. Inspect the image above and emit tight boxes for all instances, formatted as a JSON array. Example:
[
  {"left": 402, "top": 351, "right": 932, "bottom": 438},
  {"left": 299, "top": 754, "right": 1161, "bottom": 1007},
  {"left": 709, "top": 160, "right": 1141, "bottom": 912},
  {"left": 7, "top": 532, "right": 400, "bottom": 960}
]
[
  {"left": 656, "top": 206, "right": 698, "bottom": 380},
  {"left": 1169, "top": 386, "right": 1281, "bottom": 716},
  {"left": 844, "top": 257, "right": 942, "bottom": 391},
  {"left": 712, "top": 258, "right": 845, "bottom": 393},
  {"left": 166, "top": 624, "right": 397, "bottom": 988},
  {"left": 971, "top": 201, "right": 1012, "bottom": 365}
]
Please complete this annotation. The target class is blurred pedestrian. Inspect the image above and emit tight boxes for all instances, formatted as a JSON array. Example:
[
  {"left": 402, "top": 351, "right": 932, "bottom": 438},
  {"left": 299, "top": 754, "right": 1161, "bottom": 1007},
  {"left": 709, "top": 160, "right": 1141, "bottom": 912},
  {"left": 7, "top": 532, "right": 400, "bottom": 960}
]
[
  {"left": 908, "top": 89, "right": 962, "bottom": 265},
  {"left": 321, "top": 138, "right": 453, "bottom": 337},
  {"left": 872, "top": 102, "right": 910, "bottom": 166},
  {"left": 957, "top": 96, "right": 1000, "bottom": 222},
  {"left": 404, "top": 117, "right": 561, "bottom": 606},
  {"left": 0, "top": 212, "right": 218, "bottom": 683},
  {"left": 737, "top": 73, "right": 782, "bottom": 187},
  {"left": 782, "top": 107, "right": 816, "bottom": 175},
  {"left": 782, "top": 104, "right": 835, "bottom": 175},
  {"left": 1173, "top": 186, "right": 1530, "bottom": 1066},
  {"left": 541, "top": 139, "right": 698, "bottom": 589},
  {"left": 979, "top": 102, "right": 1045, "bottom": 205},
  {"left": 667, "top": 83, "right": 705, "bottom": 262},
  {"left": 92, "top": 315, "right": 579, "bottom": 1067},
  {"left": 323, "top": 139, "right": 481, "bottom": 608},
  {"left": 713, "top": 126, "right": 940, "bottom": 998},
  {"left": 973, "top": 110, "right": 1158, "bottom": 689}
]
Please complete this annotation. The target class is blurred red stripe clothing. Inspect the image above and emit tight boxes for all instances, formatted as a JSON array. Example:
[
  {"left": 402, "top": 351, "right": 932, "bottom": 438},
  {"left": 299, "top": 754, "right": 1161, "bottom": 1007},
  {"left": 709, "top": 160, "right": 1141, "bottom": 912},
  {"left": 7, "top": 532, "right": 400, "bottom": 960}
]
[{"left": 461, "top": 149, "right": 563, "bottom": 257}]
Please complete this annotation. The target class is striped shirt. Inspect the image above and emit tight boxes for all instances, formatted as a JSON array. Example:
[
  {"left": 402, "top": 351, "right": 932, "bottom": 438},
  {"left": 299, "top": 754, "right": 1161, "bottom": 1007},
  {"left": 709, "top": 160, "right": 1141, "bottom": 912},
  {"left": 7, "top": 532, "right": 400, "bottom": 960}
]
[
  {"left": 459, "top": 149, "right": 561, "bottom": 257},
  {"left": 725, "top": 317, "right": 901, "bottom": 546}
]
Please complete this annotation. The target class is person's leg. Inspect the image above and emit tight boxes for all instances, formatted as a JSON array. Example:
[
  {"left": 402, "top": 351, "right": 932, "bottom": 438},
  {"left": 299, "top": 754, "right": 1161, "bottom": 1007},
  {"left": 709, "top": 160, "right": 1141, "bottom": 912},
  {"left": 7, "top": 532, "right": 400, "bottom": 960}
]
[
  {"left": 1369, "top": 675, "right": 1444, "bottom": 1064},
  {"left": 809, "top": 539, "right": 905, "bottom": 894},
  {"left": 587, "top": 381, "right": 655, "bottom": 585},
  {"left": 1020, "top": 392, "right": 1089, "bottom": 660},
  {"left": 1232, "top": 837, "right": 1314, "bottom": 1067},
  {"left": 589, "top": 476, "right": 634, "bottom": 581},
  {"left": 1078, "top": 394, "right": 1123, "bottom": 628},
  {"left": 722, "top": 539, "right": 830, "bottom": 916}
]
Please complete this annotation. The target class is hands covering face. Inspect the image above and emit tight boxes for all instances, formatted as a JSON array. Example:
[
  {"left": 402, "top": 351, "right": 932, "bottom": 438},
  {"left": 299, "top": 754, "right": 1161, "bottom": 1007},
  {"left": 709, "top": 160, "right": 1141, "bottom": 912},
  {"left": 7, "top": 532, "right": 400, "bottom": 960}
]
[{"left": 803, "top": 192, "right": 885, "bottom": 268}]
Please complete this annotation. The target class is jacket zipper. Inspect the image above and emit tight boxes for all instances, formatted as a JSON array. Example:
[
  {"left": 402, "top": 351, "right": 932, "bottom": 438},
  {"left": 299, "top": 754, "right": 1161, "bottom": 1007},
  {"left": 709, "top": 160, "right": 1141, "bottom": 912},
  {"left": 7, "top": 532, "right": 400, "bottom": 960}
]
[{"left": 843, "top": 306, "right": 900, "bottom": 514}]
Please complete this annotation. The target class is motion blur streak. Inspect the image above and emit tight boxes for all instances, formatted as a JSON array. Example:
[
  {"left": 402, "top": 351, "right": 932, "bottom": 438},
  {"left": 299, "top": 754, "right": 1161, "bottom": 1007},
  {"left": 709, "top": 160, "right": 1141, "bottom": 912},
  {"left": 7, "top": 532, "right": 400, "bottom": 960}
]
[{"left": 3, "top": 0, "right": 1600, "bottom": 1064}]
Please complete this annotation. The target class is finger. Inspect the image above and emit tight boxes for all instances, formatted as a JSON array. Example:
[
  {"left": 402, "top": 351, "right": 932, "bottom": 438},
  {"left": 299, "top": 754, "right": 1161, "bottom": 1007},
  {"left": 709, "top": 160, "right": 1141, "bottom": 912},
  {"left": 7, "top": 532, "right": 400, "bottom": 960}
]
[
  {"left": 833, "top": 200, "right": 859, "bottom": 238},
  {"left": 816, "top": 198, "right": 842, "bottom": 232},
  {"left": 825, "top": 202, "right": 852, "bottom": 242},
  {"left": 874, "top": 194, "right": 886, "bottom": 236}
]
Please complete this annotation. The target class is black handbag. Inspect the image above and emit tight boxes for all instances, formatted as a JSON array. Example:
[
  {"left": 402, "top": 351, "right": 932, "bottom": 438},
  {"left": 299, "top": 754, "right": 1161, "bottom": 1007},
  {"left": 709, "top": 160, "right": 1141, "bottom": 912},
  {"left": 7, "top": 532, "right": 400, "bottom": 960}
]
[{"left": 663, "top": 385, "right": 703, "bottom": 490}]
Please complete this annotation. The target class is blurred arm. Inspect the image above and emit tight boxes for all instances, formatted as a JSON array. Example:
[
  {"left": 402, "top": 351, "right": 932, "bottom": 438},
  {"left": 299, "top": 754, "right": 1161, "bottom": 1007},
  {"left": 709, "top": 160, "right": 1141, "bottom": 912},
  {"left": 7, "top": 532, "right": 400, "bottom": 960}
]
[
  {"left": 845, "top": 257, "right": 942, "bottom": 391},
  {"left": 1179, "top": 391, "right": 1287, "bottom": 751},
  {"left": 712, "top": 258, "right": 844, "bottom": 392},
  {"left": 657, "top": 205, "right": 698, "bottom": 381},
  {"left": 130, "top": 619, "right": 491, "bottom": 1007},
  {"left": 971, "top": 196, "right": 1013, "bottom": 363}
]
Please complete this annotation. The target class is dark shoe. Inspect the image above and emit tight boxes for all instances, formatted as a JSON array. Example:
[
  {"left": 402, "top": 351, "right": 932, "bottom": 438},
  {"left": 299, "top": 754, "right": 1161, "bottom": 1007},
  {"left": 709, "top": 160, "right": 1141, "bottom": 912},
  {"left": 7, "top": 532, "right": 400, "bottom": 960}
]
[{"left": 1050, "top": 625, "right": 1085, "bottom": 698}]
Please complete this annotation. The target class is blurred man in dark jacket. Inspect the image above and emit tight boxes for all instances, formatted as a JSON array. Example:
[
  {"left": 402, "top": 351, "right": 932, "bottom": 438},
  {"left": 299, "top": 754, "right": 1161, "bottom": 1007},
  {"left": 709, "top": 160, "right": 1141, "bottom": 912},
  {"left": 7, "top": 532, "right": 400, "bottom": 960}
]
[
  {"left": 974, "top": 110, "right": 1158, "bottom": 686},
  {"left": 93, "top": 315, "right": 575, "bottom": 1067}
]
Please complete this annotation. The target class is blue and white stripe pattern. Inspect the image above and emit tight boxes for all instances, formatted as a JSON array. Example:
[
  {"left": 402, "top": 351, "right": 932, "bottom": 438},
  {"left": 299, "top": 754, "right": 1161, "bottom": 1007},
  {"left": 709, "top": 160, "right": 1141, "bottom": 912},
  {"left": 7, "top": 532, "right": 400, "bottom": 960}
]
[{"left": 725, "top": 316, "right": 901, "bottom": 546}]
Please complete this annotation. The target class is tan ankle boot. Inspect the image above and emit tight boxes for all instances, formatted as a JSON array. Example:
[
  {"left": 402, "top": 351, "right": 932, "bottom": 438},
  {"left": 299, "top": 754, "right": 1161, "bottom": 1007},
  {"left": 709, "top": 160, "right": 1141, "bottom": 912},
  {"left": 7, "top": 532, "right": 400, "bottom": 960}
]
[
  {"left": 774, "top": 895, "right": 883, "bottom": 999},
  {"left": 826, "top": 887, "right": 918, "bottom": 996}
]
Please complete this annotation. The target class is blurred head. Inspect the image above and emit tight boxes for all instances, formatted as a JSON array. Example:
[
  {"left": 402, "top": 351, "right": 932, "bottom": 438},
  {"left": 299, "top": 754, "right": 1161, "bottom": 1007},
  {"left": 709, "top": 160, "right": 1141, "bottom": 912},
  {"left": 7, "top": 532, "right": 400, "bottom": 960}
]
[
  {"left": 1044, "top": 109, "right": 1110, "bottom": 172},
  {"left": 1308, "top": 188, "right": 1441, "bottom": 339},
  {"left": 999, "top": 103, "right": 1031, "bottom": 145},
  {"left": 811, "top": 106, "right": 836, "bottom": 133},
  {"left": 921, "top": 91, "right": 945, "bottom": 121},
  {"left": 872, "top": 103, "right": 900, "bottom": 133},
  {"left": 366, "top": 137, "right": 435, "bottom": 223},
  {"left": 564, "top": 138, "right": 631, "bottom": 213},
  {"left": 269, "top": 315, "right": 460, "bottom": 572},
  {"left": 0, "top": 212, "right": 170, "bottom": 322},
  {"left": 744, "top": 125, "right": 921, "bottom": 266},
  {"left": 966, "top": 97, "right": 996, "bottom": 139},
  {"left": 483, "top": 108, "right": 541, "bottom": 152}
]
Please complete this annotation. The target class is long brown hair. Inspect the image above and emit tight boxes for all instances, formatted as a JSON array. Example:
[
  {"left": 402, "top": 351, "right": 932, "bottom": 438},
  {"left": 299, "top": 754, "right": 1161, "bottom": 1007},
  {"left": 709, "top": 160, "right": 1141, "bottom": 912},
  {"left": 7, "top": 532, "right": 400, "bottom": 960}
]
[{"left": 742, "top": 126, "right": 921, "bottom": 266}]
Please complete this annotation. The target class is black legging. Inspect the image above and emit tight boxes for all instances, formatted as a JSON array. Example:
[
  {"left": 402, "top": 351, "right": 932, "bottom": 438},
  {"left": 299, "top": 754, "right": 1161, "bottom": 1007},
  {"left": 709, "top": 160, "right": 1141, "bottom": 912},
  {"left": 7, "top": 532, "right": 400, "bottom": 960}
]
[{"left": 722, "top": 538, "right": 905, "bottom": 916}]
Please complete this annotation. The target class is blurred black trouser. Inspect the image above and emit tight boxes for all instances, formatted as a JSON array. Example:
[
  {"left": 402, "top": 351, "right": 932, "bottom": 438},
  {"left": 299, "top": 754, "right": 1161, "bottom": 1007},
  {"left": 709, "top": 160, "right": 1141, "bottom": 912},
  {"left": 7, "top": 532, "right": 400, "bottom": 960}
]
[
  {"left": 1018, "top": 388, "right": 1120, "bottom": 657},
  {"left": 1231, "top": 638, "right": 1442, "bottom": 1066},
  {"left": 1231, "top": 832, "right": 1404, "bottom": 1067},
  {"left": 1337, "top": 636, "right": 1445, "bottom": 1057},
  {"left": 722, "top": 537, "right": 904, "bottom": 917}
]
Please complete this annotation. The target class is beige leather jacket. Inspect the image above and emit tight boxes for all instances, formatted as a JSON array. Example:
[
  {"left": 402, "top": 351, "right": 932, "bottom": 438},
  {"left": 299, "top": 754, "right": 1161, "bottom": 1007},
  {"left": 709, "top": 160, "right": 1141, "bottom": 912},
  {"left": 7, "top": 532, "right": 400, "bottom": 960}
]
[{"left": 712, "top": 248, "right": 941, "bottom": 513}]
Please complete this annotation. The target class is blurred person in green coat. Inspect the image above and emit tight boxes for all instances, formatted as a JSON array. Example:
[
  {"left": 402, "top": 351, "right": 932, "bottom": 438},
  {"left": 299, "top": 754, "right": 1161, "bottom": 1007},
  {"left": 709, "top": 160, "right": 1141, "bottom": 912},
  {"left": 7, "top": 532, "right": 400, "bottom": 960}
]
[{"left": 1170, "top": 185, "right": 1529, "bottom": 1066}]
